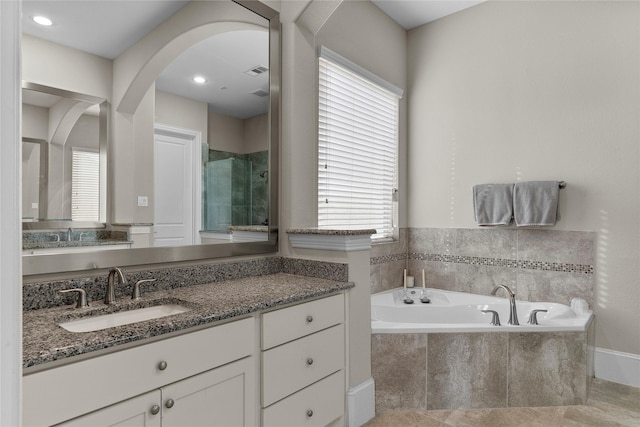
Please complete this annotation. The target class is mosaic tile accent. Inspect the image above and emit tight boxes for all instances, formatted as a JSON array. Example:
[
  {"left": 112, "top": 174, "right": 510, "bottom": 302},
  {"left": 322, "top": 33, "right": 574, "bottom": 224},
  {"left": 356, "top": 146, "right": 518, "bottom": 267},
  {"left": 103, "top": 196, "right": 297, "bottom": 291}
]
[
  {"left": 407, "top": 253, "right": 593, "bottom": 274},
  {"left": 370, "top": 253, "right": 407, "bottom": 265}
]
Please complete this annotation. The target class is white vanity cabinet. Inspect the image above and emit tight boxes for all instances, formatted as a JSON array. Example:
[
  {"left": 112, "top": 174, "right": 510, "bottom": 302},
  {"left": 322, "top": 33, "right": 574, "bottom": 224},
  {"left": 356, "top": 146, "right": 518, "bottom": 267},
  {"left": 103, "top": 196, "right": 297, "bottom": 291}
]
[
  {"left": 23, "top": 318, "right": 256, "bottom": 427},
  {"left": 261, "top": 294, "right": 346, "bottom": 427},
  {"left": 57, "top": 357, "right": 254, "bottom": 427}
]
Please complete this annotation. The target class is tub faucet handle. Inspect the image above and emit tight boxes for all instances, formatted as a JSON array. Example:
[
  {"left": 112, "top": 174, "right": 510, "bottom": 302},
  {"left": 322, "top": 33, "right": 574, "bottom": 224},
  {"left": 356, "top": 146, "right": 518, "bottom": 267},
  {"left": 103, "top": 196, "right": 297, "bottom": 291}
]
[
  {"left": 481, "top": 309, "right": 501, "bottom": 326},
  {"left": 527, "top": 309, "right": 548, "bottom": 325},
  {"left": 419, "top": 289, "right": 431, "bottom": 304}
]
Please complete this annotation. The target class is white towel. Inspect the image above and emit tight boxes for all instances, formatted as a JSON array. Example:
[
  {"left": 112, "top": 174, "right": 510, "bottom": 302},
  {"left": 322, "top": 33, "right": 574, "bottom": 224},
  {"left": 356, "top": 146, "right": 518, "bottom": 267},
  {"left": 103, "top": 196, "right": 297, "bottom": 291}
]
[
  {"left": 473, "top": 183, "right": 514, "bottom": 226},
  {"left": 513, "top": 181, "right": 559, "bottom": 226}
]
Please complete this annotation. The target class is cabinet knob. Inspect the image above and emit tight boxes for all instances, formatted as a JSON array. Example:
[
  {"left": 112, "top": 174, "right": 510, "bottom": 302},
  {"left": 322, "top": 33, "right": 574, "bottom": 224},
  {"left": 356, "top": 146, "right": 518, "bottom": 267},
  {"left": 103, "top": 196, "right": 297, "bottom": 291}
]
[
  {"left": 158, "top": 361, "right": 168, "bottom": 371},
  {"left": 306, "top": 315, "right": 313, "bottom": 323},
  {"left": 150, "top": 405, "right": 160, "bottom": 415},
  {"left": 306, "top": 409, "right": 314, "bottom": 418},
  {"left": 306, "top": 358, "right": 314, "bottom": 366},
  {"left": 165, "top": 399, "right": 175, "bottom": 409}
]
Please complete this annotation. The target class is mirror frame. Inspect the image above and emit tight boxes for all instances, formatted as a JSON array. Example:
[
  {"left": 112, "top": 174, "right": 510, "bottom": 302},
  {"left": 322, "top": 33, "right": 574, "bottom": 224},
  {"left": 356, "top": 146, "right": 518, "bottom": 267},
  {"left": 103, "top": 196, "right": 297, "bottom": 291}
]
[{"left": 23, "top": 0, "right": 280, "bottom": 276}]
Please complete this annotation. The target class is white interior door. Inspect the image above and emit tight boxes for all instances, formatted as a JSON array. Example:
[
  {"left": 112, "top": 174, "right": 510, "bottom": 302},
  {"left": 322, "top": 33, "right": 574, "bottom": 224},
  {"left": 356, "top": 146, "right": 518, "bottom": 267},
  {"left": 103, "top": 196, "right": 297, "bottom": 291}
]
[{"left": 153, "top": 126, "right": 201, "bottom": 247}]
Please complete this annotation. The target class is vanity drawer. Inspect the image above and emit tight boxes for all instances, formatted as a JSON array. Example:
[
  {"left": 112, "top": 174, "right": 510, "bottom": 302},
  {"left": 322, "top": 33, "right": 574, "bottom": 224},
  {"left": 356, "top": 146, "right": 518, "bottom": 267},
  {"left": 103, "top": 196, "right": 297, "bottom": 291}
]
[
  {"left": 262, "top": 370, "right": 345, "bottom": 427},
  {"left": 262, "top": 293, "right": 344, "bottom": 350},
  {"left": 23, "top": 318, "right": 254, "bottom": 427},
  {"left": 262, "top": 324, "right": 344, "bottom": 407}
]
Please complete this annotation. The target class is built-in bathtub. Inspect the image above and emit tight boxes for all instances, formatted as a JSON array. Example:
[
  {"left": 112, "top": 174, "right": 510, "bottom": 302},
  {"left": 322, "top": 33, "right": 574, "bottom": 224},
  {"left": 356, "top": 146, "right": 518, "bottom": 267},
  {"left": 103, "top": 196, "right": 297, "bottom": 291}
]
[
  {"left": 371, "top": 287, "right": 595, "bottom": 411},
  {"left": 372, "top": 287, "right": 593, "bottom": 333}
]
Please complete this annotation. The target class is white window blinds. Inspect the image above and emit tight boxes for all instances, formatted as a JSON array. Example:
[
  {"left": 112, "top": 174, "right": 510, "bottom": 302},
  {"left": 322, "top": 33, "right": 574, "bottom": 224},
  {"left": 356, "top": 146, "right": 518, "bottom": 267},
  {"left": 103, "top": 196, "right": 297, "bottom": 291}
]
[
  {"left": 318, "top": 47, "right": 401, "bottom": 240},
  {"left": 71, "top": 148, "right": 100, "bottom": 221}
]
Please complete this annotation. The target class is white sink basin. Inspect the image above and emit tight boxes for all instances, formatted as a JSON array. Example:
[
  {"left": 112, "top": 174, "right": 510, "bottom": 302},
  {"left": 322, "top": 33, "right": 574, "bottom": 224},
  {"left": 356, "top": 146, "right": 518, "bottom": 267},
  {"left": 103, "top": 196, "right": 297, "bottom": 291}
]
[{"left": 59, "top": 304, "right": 191, "bottom": 333}]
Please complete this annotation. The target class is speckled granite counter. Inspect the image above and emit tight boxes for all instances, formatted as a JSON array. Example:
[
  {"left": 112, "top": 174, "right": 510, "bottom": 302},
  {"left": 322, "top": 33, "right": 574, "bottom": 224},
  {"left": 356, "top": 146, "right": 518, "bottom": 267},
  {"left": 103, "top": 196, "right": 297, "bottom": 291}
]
[
  {"left": 287, "top": 228, "right": 376, "bottom": 236},
  {"left": 228, "top": 225, "right": 269, "bottom": 232},
  {"left": 23, "top": 239, "right": 132, "bottom": 250},
  {"left": 24, "top": 273, "right": 353, "bottom": 371}
]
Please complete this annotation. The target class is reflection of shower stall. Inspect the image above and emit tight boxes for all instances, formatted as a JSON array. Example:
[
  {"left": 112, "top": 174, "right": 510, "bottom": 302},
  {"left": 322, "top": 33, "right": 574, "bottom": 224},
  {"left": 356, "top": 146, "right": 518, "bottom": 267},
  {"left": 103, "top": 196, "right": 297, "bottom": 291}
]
[{"left": 203, "top": 158, "right": 252, "bottom": 232}]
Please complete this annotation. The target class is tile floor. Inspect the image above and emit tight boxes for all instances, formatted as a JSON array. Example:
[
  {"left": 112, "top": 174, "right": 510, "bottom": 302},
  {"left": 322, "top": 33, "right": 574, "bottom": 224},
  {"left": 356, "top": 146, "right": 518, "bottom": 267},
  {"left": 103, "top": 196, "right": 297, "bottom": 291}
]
[{"left": 364, "top": 378, "right": 640, "bottom": 426}]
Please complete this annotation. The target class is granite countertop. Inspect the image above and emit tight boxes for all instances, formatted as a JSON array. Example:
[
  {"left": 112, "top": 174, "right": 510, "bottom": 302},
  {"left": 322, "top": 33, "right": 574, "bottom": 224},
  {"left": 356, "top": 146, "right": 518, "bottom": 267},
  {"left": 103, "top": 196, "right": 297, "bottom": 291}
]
[
  {"left": 287, "top": 228, "right": 377, "bottom": 236},
  {"left": 23, "top": 239, "right": 132, "bottom": 250},
  {"left": 228, "top": 225, "right": 269, "bottom": 232},
  {"left": 23, "top": 273, "right": 353, "bottom": 370}
]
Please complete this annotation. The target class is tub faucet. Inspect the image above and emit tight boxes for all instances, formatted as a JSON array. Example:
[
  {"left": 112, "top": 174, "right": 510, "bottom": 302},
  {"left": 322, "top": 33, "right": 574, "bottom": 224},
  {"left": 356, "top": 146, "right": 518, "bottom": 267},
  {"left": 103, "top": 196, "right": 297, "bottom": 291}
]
[
  {"left": 491, "top": 284, "right": 519, "bottom": 325},
  {"left": 105, "top": 267, "right": 127, "bottom": 305}
]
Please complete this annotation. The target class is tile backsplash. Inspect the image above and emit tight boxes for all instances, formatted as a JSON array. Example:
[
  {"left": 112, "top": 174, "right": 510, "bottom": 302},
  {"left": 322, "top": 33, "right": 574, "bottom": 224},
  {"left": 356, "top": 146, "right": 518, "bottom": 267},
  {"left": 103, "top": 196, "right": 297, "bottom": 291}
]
[{"left": 371, "top": 227, "right": 595, "bottom": 306}]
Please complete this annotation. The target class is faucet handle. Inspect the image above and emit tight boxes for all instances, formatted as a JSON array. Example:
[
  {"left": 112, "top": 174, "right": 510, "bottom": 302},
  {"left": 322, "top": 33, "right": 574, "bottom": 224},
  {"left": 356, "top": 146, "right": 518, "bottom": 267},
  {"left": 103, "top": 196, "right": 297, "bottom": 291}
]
[
  {"left": 60, "top": 288, "right": 89, "bottom": 308},
  {"left": 132, "top": 279, "right": 157, "bottom": 300},
  {"left": 527, "top": 309, "right": 548, "bottom": 325},
  {"left": 481, "top": 309, "right": 501, "bottom": 326}
]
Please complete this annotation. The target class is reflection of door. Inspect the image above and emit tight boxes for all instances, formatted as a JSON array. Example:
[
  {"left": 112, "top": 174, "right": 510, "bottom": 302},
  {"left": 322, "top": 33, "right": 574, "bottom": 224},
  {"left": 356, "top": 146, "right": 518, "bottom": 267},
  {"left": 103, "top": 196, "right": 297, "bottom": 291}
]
[{"left": 153, "top": 125, "right": 201, "bottom": 247}]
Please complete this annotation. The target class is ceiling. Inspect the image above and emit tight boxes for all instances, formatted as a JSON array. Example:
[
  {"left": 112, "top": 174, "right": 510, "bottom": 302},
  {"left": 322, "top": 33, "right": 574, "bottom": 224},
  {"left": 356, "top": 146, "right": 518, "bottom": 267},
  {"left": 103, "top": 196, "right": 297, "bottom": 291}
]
[
  {"left": 21, "top": 1, "right": 482, "bottom": 117},
  {"left": 372, "top": 0, "right": 484, "bottom": 29}
]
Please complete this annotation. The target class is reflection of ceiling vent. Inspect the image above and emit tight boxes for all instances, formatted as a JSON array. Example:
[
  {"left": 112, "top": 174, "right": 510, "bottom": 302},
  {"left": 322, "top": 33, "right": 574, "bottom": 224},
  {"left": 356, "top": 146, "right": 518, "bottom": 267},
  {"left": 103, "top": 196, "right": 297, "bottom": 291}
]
[
  {"left": 244, "top": 65, "right": 269, "bottom": 77},
  {"left": 250, "top": 88, "right": 269, "bottom": 97}
]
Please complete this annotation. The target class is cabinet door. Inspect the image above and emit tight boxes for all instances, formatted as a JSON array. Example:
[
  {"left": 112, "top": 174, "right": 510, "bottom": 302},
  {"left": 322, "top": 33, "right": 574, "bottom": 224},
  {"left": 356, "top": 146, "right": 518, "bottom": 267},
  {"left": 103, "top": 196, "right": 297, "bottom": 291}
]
[
  {"left": 56, "top": 390, "right": 161, "bottom": 427},
  {"left": 161, "top": 356, "right": 255, "bottom": 427}
]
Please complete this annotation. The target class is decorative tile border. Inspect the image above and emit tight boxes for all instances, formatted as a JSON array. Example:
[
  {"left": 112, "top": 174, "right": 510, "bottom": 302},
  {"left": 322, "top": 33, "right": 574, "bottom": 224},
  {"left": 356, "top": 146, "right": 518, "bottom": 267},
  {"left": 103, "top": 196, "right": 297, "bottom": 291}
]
[
  {"left": 408, "top": 252, "right": 593, "bottom": 275},
  {"left": 370, "top": 253, "right": 407, "bottom": 265}
]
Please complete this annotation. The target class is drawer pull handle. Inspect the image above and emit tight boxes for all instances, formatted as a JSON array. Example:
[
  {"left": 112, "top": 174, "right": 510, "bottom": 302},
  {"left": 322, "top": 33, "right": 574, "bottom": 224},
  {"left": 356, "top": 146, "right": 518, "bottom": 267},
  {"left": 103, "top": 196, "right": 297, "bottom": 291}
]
[
  {"left": 306, "top": 315, "right": 313, "bottom": 323},
  {"left": 306, "top": 358, "right": 314, "bottom": 366},
  {"left": 307, "top": 409, "right": 314, "bottom": 418},
  {"left": 165, "top": 399, "right": 175, "bottom": 409},
  {"left": 150, "top": 405, "right": 160, "bottom": 415},
  {"left": 158, "top": 361, "right": 168, "bottom": 371}
]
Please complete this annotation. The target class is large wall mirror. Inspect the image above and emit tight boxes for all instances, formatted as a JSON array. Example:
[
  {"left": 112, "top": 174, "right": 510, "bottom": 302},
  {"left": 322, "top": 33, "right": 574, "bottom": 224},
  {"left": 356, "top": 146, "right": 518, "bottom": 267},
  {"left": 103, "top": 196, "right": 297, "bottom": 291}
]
[{"left": 22, "top": 0, "right": 279, "bottom": 275}]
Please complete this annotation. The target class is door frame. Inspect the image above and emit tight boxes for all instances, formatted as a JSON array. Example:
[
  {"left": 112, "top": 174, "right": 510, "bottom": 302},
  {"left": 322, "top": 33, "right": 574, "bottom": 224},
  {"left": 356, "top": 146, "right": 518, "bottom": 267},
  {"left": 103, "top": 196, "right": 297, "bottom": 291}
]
[{"left": 153, "top": 123, "right": 202, "bottom": 246}]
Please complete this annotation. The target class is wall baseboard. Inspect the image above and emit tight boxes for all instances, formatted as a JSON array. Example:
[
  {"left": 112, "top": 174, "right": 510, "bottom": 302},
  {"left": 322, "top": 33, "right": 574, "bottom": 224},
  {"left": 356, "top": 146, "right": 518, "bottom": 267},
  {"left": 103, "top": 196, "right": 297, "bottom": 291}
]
[
  {"left": 347, "top": 377, "right": 375, "bottom": 427},
  {"left": 594, "top": 347, "right": 640, "bottom": 388}
]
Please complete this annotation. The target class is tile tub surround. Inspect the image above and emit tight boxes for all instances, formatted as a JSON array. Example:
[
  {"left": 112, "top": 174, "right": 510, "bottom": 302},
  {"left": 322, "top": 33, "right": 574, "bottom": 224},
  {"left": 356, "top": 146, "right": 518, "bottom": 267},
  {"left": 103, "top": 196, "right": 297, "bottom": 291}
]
[
  {"left": 371, "top": 228, "right": 594, "bottom": 307},
  {"left": 370, "top": 228, "right": 407, "bottom": 295},
  {"left": 23, "top": 272, "right": 353, "bottom": 370},
  {"left": 372, "top": 326, "right": 594, "bottom": 411},
  {"left": 23, "top": 256, "right": 348, "bottom": 311}
]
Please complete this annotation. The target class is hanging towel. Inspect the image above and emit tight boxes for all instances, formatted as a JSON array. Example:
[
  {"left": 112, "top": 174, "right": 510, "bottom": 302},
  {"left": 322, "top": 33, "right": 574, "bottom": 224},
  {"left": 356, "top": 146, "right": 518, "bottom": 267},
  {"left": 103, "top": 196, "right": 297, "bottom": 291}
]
[
  {"left": 473, "top": 183, "right": 514, "bottom": 226},
  {"left": 513, "top": 181, "right": 559, "bottom": 226}
]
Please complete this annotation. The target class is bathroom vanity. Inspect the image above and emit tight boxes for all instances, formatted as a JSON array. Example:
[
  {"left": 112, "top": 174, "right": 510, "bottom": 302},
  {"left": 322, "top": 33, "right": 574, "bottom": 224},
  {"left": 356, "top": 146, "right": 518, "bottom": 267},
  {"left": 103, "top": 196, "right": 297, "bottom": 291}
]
[{"left": 22, "top": 274, "right": 352, "bottom": 426}]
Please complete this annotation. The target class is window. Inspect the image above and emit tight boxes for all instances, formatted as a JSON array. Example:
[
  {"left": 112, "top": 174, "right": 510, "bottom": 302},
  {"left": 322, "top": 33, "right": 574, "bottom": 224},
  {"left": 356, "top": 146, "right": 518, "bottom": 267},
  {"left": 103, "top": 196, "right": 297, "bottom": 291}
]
[
  {"left": 317, "top": 47, "right": 402, "bottom": 240},
  {"left": 71, "top": 148, "right": 100, "bottom": 221}
]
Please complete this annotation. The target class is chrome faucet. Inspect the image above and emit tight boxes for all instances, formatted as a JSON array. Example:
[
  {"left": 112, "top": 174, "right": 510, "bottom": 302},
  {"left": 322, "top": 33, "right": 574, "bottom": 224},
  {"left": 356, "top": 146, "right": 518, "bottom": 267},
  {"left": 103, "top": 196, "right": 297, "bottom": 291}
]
[
  {"left": 491, "top": 284, "right": 519, "bottom": 325},
  {"left": 105, "top": 267, "right": 127, "bottom": 305},
  {"left": 67, "top": 227, "right": 74, "bottom": 241}
]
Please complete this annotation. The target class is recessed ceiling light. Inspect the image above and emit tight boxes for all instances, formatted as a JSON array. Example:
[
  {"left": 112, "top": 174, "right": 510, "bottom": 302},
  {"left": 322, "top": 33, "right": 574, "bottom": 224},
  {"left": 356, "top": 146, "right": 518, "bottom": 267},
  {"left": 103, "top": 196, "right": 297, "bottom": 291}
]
[
  {"left": 33, "top": 16, "right": 53, "bottom": 26},
  {"left": 193, "top": 76, "right": 207, "bottom": 84}
]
